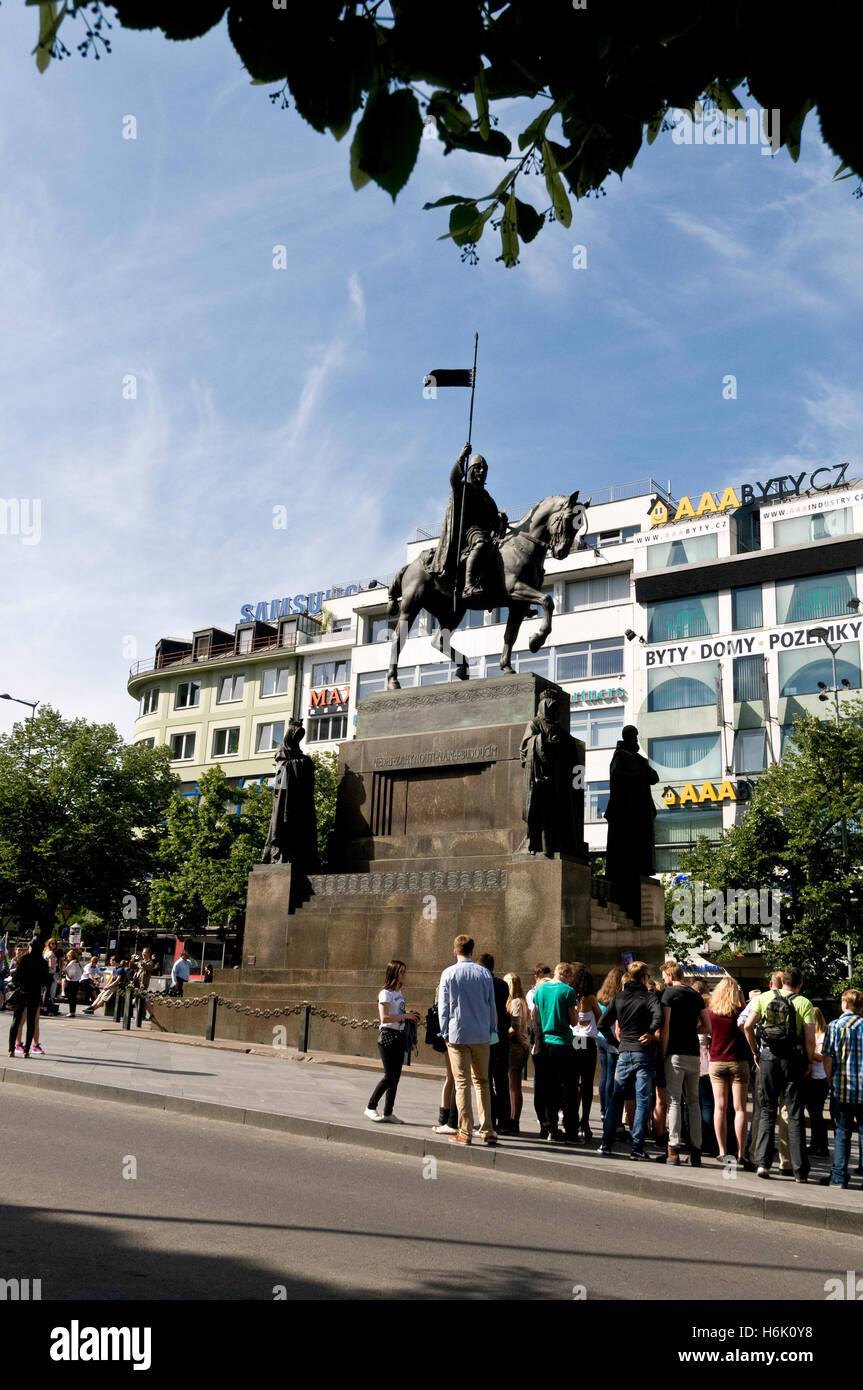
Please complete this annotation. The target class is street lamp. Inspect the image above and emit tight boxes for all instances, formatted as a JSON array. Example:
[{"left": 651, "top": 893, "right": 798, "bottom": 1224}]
[
  {"left": 806, "top": 623, "right": 855, "bottom": 979},
  {"left": 0, "top": 694, "right": 39, "bottom": 715}
]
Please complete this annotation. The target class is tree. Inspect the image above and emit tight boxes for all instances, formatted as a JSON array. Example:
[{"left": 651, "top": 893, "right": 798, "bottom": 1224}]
[
  {"left": 0, "top": 705, "right": 177, "bottom": 939},
  {"left": 30, "top": 3, "right": 863, "bottom": 268},
  {"left": 311, "top": 749, "right": 339, "bottom": 866},
  {"left": 667, "top": 704, "right": 863, "bottom": 994}
]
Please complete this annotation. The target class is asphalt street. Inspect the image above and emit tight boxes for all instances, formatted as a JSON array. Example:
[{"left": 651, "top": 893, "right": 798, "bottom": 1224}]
[{"left": 2, "top": 1087, "right": 861, "bottom": 1301}]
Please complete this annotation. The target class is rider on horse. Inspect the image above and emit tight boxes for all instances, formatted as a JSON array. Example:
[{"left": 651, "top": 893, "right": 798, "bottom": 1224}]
[{"left": 427, "top": 442, "right": 508, "bottom": 602}]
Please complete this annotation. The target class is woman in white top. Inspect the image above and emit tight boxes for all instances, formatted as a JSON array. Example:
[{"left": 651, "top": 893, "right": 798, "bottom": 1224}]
[
  {"left": 570, "top": 963, "right": 601, "bottom": 1142},
  {"left": 805, "top": 1006, "right": 832, "bottom": 1157},
  {"left": 364, "top": 960, "right": 419, "bottom": 1123},
  {"left": 63, "top": 949, "right": 84, "bottom": 1019}
]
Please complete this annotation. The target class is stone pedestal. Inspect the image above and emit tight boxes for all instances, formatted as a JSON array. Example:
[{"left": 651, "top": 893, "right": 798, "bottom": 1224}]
[{"left": 159, "top": 675, "right": 665, "bottom": 1055}]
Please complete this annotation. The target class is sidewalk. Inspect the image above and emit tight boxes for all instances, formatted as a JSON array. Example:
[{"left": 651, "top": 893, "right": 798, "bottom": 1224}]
[{"left": 3, "top": 1015, "right": 862, "bottom": 1235}]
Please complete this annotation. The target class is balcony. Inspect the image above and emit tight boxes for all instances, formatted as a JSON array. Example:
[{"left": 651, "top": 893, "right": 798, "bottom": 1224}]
[{"left": 128, "top": 625, "right": 359, "bottom": 683}]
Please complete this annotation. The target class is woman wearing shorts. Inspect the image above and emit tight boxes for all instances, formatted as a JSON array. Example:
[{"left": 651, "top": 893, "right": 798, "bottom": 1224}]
[{"left": 707, "top": 976, "right": 751, "bottom": 1167}]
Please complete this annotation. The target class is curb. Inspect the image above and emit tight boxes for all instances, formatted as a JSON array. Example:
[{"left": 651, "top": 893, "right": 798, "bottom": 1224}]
[{"left": 3, "top": 1062, "right": 860, "bottom": 1236}]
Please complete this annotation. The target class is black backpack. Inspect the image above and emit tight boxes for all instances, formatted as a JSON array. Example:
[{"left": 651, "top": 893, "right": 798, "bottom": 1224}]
[{"left": 760, "top": 989, "right": 803, "bottom": 1058}]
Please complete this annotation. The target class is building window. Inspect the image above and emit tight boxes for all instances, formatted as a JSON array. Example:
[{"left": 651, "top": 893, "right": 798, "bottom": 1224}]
[
  {"left": 648, "top": 733, "right": 721, "bottom": 780},
  {"left": 212, "top": 727, "right": 240, "bottom": 757},
  {"left": 169, "top": 732, "right": 195, "bottom": 761},
  {"left": 357, "top": 670, "right": 387, "bottom": 700},
  {"left": 571, "top": 708, "right": 624, "bottom": 748},
  {"left": 586, "top": 781, "right": 610, "bottom": 821},
  {"left": 646, "top": 593, "right": 719, "bottom": 643},
  {"left": 583, "top": 526, "right": 640, "bottom": 549},
  {"left": 236, "top": 627, "right": 253, "bottom": 654},
  {"left": 732, "top": 585, "right": 763, "bottom": 631},
  {"left": 780, "top": 724, "right": 799, "bottom": 758},
  {"left": 307, "top": 714, "right": 347, "bottom": 742},
  {"left": 556, "top": 638, "right": 624, "bottom": 681},
  {"left": 778, "top": 642, "right": 861, "bottom": 697},
  {"left": 311, "top": 658, "right": 350, "bottom": 687},
  {"left": 733, "top": 654, "right": 764, "bottom": 703},
  {"left": 194, "top": 635, "right": 210, "bottom": 660},
  {"left": 775, "top": 569, "right": 857, "bottom": 626},
  {"left": 654, "top": 809, "right": 723, "bottom": 871},
  {"left": 366, "top": 616, "right": 392, "bottom": 644},
  {"left": 139, "top": 688, "right": 160, "bottom": 716},
  {"left": 734, "top": 509, "right": 761, "bottom": 554},
  {"left": 217, "top": 674, "right": 245, "bottom": 703},
  {"left": 418, "top": 663, "right": 452, "bottom": 685},
  {"left": 457, "top": 607, "right": 490, "bottom": 630},
  {"left": 138, "top": 737, "right": 155, "bottom": 748},
  {"left": 647, "top": 661, "right": 719, "bottom": 712},
  {"left": 260, "top": 667, "right": 290, "bottom": 698},
  {"left": 332, "top": 617, "right": 352, "bottom": 632},
  {"left": 564, "top": 571, "right": 629, "bottom": 612},
  {"left": 513, "top": 649, "right": 550, "bottom": 677},
  {"left": 773, "top": 507, "right": 853, "bottom": 548},
  {"left": 175, "top": 681, "right": 200, "bottom": 709},
  {"left": 645, "top": 534, "right": 718, "bottom": 570},
  {"left": 733, "top": 728, "right": 766, "bottom": 774},
  {"left": 255, "top": 721, "right": 285, "bottom": 753}
]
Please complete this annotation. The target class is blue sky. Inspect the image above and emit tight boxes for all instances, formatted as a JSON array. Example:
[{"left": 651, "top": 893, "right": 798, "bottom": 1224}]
[{"left": 2, "top": 8, "right": 862, "bottom": 737}]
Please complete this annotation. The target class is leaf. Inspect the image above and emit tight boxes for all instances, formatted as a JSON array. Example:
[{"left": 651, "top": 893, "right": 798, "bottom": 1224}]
[
  {"left": 542, "top": 139, "right": 572, "bottom": 227},
  {"left": 783, "top": 98, "right": 814, "bottom": 164},
  {"left": 499, "top": 188, "right": 519, "bottom": 267},
  {"left": 443, "top": 202, "right": 494, "bottom": 246},
  {"left": 34, "top": 1, "right": 63, "bottom": 74},
  {"left": 833, "top": 162, "right": 856, "bottom": 182},
  {"left": 422, "top": 194, "right": 476, "bottom": 209},
  {"left": 474, "top": 68, "right": 490, "bottom": 141},
  {"left": 514, "top": 197, "right": 544, "bottom": 243},
  {"left": 350, "top": 88, "right": 424, "bottom": 200},
  {"left": 427, "top": 91, "right": 473, "bottom": 136},
  {"left": 517, "top": 104, "right": 555, "bottom": 152},
  {"left": 446, "top": 129, "right": 512, "bottom": 159},
  {"left": 350, "top": 125, "right": 371, "bottom": 190},
  {"left": 645, "top": 109, "right": 665, "bottom": 146}
]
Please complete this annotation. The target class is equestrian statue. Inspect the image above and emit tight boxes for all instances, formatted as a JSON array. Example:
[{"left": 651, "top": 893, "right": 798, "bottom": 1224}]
[{"left": 385, "top": 441, "right": 590, "bottom": 689}]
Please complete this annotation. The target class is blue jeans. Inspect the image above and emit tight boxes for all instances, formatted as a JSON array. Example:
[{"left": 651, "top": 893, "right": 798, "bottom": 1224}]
[
  {"left": 597, "top": 1035, "right": 618, "bottom": 1116},
  {"left": 829, "top": 1102, "right": 863, "bottom": 1186},
  {"left": 602, "top": 1052, "right": 655, "bottom": 1152}
]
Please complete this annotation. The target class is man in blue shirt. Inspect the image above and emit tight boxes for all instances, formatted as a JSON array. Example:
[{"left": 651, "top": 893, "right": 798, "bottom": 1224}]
[
  {"left": 438, "top": 935, "right": 498, "bottom": 1146},
  {"left": 821, "top": 988, "right": 863, "bottom": 1189}
]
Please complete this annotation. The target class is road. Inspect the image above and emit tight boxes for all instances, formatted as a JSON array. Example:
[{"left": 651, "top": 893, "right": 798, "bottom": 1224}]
[{"left": 1, "top": 1087, "right": 860, "bottom": 1301}]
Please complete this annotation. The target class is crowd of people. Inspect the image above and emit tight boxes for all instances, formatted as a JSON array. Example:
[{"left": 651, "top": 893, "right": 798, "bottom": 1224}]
[
  {"left": 363, "top": 937, "right": 863, "bottom": 1191},
  {"left": 1, "top": 939, "right": 165, "bottom": 1057}
]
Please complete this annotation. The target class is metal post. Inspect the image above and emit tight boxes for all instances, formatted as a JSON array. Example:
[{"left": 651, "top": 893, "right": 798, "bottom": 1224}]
[
  {"left": 205, "top": 995, "right": 217, "bottom": 1042},
  {"left": 298, "top": 1004, "right": 311, "bottom": 1053},
  {"left": 122, "top": 987, "right": 134, "bottom": 1031}
]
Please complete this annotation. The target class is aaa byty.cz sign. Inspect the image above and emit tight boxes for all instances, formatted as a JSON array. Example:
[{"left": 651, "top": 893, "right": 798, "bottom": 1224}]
[
  {"left": 647, "top": 463, "right": 852, "bottom": 527},
  {"left": 662, "top": 781, "right": 737, "bottom": 806},
  {"left": 646, "top": 621, "right": 862, "bottom": 665}
]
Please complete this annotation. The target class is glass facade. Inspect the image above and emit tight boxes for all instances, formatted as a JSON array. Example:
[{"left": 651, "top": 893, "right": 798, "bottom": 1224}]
[
  {"left": 647, "top": 661, "right": 718, "bottom": 711},
  {"left": 775, "top": 569, "right": 857, "bottom": 625},
  {"left": 778, "top": 642, "right": 861, "bottom": 696},
  {"left": 733, "top": 728, "right": 766, "bottom": 773},
  {"left": 555, "top": 638, "right": 624, "bottom": 681},
  {"left": 654, "top": 808, "right": 723, "bottom": 870},
  {"left": 571, "top": 708, "right": 625, "bottom": 747},
  {"left": 733, "top": 654, "right": 764, "bottom": 703},
  {"left": 646, "top": 534, "right": 718, "bottom": 569},
  {"left": 648, "top": 732, "right": 721, "bottom": 780},
  {"left": 647, "top": 593, "right": 718, "bottom": 643},
  {"left": 586, "top": 781, "right": 610, "bottom": 821},
  {"left": 564, "top": 571, "right": 629, "bottom": 612},
  {"left": 773, "top": 507, "right": 853, "bottom": 547},
  {"left": 732, "top": 585, "right": 763, "bottom": 631}
]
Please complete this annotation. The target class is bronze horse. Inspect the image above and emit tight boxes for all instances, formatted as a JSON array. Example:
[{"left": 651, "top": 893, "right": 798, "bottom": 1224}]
[{"left": 385, "top": 492, "right": 589, "bottom": 689}]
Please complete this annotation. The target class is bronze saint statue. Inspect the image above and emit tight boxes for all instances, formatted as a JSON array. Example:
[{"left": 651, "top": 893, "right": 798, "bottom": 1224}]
[
  {"left": 603, "top": 725, "right": 659, "bottom": 927},
  {"left": 518, "top": 690, "right": 582, "bottom": 856},
  {"left": 429, "top": 441, "right": 508, "bottom": 602},
  {"left": 261, "top": 718, "right": 320, "bottom": 872}
]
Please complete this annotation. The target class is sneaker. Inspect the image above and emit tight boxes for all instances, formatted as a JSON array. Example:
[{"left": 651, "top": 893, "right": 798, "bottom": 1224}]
[
  {"left": 449, "top": 1133, "right": 471, "bottom": 1146},
  {"left": 380, "top": 1114, "right": 405, "bottom": 1124},
  {"left": 630, "top": 1150, "right": 647, "bottom": 1161},
  {"left": 31, "top": 1044, "right": 44, "bottom": 1056},
  {"left": 478, "top": 1133, "right": 498, "bottom": 1145},
  {"left": 756, "top": 1168, "right": 771, "bottom": 1179},
  {"left": 598, "top": 1145, "right": 613, "bottom": 1156},
  {"left": 546, "top": 1131, "right": 566, "bottom": 1144},
  {"left": 83, "top": 1007, "right": 94, "bottom": 1014},
  {"left": 14, "top": 1044, "right": 25, "bottom": 1057},
  {"left": 819, "top": 1176, "right": 848, "bottom": 1187},
  {"left": 363, "top": 1107, "right": 379, "bottom": 1120},
  {"left": 432, "top": 1122, "right": 457, "bottom": 1134},
  {"left": 689, "top": 1148, "right": 702, "bottom": 1169}
]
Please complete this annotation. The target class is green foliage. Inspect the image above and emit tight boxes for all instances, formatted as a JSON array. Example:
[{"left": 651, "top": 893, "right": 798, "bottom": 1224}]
[
  {"left": 670, "top": 704, "right": 863, "bottom": 994},
  {"left": 310, "top": 749, "right": 339, "bottom": 866},
  {"left": 32, "top": 4, "right": 863, "bottom": 261},
  {"left": 0, "top": 705, "right": 177, "bottom": 937}
]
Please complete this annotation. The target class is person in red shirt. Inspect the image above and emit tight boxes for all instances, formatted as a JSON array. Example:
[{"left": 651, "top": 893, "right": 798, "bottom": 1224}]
[{"left": 708, "top": 976, "right": 752, "bottom": 1166}]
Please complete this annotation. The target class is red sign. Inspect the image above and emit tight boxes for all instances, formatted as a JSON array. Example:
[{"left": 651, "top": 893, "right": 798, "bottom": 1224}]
[{"left": 309, "top": 686, "right": 349, "bottom": 709}]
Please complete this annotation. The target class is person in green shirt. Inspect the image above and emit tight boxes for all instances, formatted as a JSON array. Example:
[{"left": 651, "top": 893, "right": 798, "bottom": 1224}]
[
  {"left": 743, "top": 967, "right": 815, "bottom": 1182},
  {"left": 533, "top": 964, "right": 579, "bottom": 1143}
]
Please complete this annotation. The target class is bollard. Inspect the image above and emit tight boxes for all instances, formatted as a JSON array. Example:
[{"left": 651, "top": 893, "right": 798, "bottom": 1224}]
[
  {"left": 109, "top": 988, "right": 122, "bottom": 1022},
  {"left": 298, "top": 1004, "right": 311, "bottom": 1053},
  {"left": 205, "top": 995, "right": 217, "bottom": 1042},
  {"left": 122, "top": 987, "right": 134, "bottom": 1031},
  {"left": 135, "top": 993, "right": 146, "bottom": 1028}
]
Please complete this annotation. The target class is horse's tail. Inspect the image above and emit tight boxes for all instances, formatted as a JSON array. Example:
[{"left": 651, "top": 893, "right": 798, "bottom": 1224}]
[{"left": 387, "top": 564, "right": 408, "bottom": 620}]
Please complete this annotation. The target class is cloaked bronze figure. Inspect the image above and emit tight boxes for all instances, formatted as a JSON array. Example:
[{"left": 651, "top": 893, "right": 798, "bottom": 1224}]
[
  {"left": 261, "top": 719, "right": 320, "bottom": 872},
  {"left": 603, "top": 725, "right": 659, "bottom": 926},
  {"left": 519, "top": 691, "right": 582, "bottom": 856}
]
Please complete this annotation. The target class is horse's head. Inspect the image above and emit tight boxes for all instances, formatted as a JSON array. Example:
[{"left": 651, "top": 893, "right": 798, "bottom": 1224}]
[{"left": 548, "top": 491, "right": 590, "bottom": 558}]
